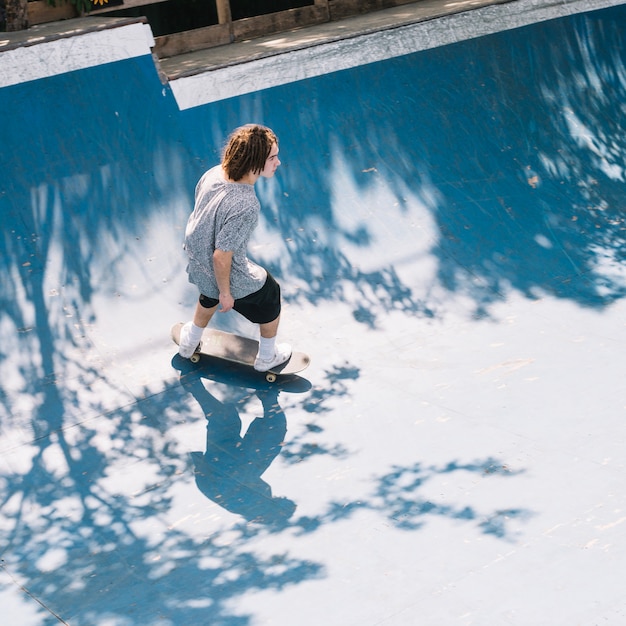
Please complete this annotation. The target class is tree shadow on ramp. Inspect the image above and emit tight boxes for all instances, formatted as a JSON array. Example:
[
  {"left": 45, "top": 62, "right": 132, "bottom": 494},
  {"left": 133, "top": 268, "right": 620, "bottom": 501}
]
[{"left": 191, "top": 5, "right": 626, "bottom": 323}]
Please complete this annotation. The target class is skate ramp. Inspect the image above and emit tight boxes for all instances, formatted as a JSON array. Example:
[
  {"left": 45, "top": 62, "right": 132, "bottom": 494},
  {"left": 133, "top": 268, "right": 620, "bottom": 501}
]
[{"left": 1, "top": 2, "right": 626, "bottom": 624}]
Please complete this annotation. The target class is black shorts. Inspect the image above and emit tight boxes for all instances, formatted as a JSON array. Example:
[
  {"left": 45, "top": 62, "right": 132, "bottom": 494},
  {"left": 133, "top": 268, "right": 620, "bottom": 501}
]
[{"left": 199, "top": 272, "right": 281, "bottom": 324}]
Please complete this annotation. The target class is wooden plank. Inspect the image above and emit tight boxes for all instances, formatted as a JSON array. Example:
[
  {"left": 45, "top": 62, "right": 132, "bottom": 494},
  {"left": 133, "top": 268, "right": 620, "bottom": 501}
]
[
  {"left": 141, "top": 0, "right": 420, "bottom": 59},
  {"left": 90, "top": 0, "right": 169, "bottom": 12},
  {"left": 154, "top": 22, "right": 231, "bottom": 58},
  {"left": 154, "top": 5, "right": 332, "bottom": 58},
  {"left": 28, "top": 0, "right": 78, "bottom": 25},
  {"left": 232, "top": 5, "right": 330, "bottom": 42},
  {"left": 215, "top": 0, "right": 231, "bottom": 24},
  {"left": 329, "top": 0, "right": 414, "bottom": 21}
]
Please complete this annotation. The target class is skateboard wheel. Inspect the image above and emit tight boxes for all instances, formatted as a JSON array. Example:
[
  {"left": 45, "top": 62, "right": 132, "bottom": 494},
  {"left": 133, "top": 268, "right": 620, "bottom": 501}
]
[
  {"left": 265, "top": 373, "right": 277, "bottom": 383},
  {"left": 190, "top": 353, "right": 200, "bottom": 364}
]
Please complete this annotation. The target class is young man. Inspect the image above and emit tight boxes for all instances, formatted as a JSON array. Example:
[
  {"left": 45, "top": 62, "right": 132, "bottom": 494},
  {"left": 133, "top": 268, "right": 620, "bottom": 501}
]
[{"left": 178, "top": 124, "right": 291, "bottom": 371}]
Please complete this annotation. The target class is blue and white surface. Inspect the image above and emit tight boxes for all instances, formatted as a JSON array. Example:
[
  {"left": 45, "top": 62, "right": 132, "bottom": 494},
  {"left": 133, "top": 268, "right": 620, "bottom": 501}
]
[{"left": 1, "top": 1, "right": 626, "bottom": 623}]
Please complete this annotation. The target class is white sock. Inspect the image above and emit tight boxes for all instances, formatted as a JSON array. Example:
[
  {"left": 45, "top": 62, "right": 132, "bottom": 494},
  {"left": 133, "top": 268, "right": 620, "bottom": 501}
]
[
  {"left": 188, "top": 322, "right": 204, "bottom": 344},
  {"left": 258, "top": 336, "right": 276, "bottom": 360}
]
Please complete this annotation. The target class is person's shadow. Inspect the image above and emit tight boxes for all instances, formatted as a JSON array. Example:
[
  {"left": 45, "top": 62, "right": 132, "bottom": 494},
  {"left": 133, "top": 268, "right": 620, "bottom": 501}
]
[{"left": 178, "top": 364, "right": 297, "bottom": 526}]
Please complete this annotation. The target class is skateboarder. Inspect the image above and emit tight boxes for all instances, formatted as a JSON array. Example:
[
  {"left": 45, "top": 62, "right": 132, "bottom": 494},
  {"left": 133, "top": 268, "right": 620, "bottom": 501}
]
[{"left": 177, "top": 124, "right": 292, "bottom": 372}]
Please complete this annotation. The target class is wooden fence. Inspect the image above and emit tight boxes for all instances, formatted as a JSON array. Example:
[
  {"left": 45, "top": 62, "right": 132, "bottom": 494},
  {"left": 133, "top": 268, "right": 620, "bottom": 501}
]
[{"left": 28, "top": 0, "right": 418, "bottom": 58}]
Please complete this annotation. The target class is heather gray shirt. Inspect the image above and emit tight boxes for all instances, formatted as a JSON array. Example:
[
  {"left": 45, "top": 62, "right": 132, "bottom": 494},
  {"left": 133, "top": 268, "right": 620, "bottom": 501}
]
[{"left": 184, "top": 166, "right": 267, "bottom": 299}]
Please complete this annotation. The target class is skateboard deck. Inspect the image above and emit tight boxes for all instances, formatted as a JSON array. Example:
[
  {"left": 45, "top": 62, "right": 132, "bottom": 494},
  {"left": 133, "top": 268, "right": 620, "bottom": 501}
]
[{"left": 171, "top": 322, "right": 310, "bottom": 382}]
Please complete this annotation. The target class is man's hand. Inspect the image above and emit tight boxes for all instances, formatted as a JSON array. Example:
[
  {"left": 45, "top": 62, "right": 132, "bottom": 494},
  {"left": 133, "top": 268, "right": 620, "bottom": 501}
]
[
  {"left": 214, "top": 249, "right": 234, "bottom": 312},
  {"left": 219, "top": 292, "right": 234, "bottom": 313}
]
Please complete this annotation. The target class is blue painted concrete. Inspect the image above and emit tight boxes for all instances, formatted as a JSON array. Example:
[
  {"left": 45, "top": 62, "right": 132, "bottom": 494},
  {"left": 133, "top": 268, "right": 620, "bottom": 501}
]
[{"left": 2, "top": 4, "right": 626, "bottom": 625}]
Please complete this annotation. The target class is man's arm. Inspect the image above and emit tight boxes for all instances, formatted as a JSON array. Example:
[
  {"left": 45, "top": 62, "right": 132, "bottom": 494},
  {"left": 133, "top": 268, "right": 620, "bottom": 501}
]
[{"left": 213, "top": 249, "right": 234, "bottom": 312}]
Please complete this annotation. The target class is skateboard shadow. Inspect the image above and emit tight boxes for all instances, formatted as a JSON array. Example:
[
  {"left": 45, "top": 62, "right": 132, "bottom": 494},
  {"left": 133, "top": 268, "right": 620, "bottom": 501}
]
[
  {"left": 171, "top": 353, "right": 312, "bottom": 393},
  {"left": 173, "top": 355, "right": 297, "bottom": 525}
]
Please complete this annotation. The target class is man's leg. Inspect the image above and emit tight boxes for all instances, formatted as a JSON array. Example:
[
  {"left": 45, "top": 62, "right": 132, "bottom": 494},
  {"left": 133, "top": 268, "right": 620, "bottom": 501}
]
[
  {"left": 232, "top": 274, "right": 291, "bottom": 371},
  {"left": 179, "top": 300, "right": 218, "bottom": 358},
  {"left": 255, "top": 315, "right": 291, "bottom": 371},
  {"left": 193, "top": 300, "right": 218, "bottom": 327},
  {"left": 259, "top": 315, "right": 280, "bottom": 339}
]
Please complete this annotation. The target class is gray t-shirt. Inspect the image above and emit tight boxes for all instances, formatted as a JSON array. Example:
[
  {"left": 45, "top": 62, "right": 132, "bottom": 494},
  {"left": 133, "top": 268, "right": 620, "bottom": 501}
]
[{"left": 184, "top": 166, "right": 267, "bottom": 299}]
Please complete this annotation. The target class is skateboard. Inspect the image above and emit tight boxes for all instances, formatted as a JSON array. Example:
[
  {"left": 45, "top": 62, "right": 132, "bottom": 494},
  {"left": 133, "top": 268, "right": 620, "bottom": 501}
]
[{"left": 171, "top": 322, "right": 310, "bottom": 383}]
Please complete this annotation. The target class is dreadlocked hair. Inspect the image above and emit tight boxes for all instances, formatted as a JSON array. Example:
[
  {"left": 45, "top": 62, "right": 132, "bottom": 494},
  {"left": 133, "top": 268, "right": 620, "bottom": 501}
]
[{"left": 222, "top": 125, "right": 278, "bottom": 182}]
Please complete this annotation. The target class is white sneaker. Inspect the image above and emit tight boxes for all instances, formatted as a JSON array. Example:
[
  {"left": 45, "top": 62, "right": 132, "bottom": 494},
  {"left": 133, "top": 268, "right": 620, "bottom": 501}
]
[
  {"left": 254, "top": 343, "right": 292, "bottom": 372},
  {"left": 178, "top": 322, "right": 200, "bottom": 359}
]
